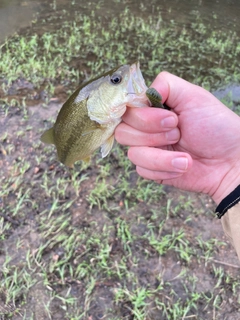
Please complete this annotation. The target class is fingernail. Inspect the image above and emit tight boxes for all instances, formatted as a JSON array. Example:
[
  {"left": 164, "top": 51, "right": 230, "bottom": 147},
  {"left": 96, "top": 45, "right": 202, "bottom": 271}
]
[
  {"left": 161, "top": 116, "right": 176, "bottom": 128},
  {"left": 166, "top": 128, "right": 179, "bottom": 141},
  {"left": 172, "top": 157, "right": 188, "bottom": 170}
]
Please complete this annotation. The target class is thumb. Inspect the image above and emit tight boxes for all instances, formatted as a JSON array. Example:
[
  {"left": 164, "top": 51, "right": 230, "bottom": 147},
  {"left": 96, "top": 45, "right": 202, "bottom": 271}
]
[{"left": 150, "top": 71, "right": 202, "bottom": 110}]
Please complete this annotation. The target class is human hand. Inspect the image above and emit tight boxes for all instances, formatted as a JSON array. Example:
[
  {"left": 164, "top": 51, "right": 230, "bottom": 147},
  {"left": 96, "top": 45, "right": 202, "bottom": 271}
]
[{"left": 115, "top": 72, "right": 240, "bottom": 204}]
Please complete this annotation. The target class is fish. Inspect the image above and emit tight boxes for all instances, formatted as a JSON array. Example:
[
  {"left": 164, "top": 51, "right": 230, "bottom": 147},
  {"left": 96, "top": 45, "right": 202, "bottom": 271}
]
[{"left": 41, "top": 62, "right": 163, "bottom": 167}]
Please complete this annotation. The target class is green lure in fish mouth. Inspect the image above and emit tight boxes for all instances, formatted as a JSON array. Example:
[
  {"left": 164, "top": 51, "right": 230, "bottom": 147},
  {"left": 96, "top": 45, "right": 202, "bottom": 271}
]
[{"left": 146, "top": 87, "right": 171, "bottom": 110}]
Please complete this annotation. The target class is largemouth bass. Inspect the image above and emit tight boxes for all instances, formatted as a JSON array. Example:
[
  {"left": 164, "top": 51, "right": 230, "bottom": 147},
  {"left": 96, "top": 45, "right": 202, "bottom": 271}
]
[{"left": 41, "top": 62, "right": 162, "bottom": 167}]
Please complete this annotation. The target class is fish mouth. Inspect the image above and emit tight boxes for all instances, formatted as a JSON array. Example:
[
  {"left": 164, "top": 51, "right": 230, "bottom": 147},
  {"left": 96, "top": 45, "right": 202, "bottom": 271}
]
[{"left": 127, "top": 62, "right": 150, "bottom": 107}]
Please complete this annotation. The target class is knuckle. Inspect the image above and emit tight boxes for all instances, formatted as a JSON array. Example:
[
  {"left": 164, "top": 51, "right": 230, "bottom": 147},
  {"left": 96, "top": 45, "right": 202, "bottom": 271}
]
[{"left": 147, "top": 133, "right": 165, "bottom": 146}]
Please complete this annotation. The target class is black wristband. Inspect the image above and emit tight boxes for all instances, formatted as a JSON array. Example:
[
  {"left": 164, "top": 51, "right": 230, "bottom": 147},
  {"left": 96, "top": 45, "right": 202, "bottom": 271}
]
[{"left": 215, "top": 185, "right": 240, "bottom": 219}]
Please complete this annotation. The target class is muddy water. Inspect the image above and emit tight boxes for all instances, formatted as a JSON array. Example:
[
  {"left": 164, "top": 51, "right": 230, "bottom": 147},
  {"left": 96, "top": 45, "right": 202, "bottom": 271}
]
[
  {"left": 158, "top": 0, "right": 240, "bottom": 32},
  {"left": 0, "top": 0, "right": 240, "bottom": 45},
  {"left": 0, "top": 0, "right": 40, "bottom": 43}
]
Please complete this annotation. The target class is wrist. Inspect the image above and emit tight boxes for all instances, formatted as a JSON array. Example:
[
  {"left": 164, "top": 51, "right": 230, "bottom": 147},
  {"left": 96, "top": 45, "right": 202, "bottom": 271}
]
[
  {"left": 211, "top": 167, "right": 240, "bottom": 205},
  {"left": 215, "top": 185, "right": 240, "bottom": 218}
]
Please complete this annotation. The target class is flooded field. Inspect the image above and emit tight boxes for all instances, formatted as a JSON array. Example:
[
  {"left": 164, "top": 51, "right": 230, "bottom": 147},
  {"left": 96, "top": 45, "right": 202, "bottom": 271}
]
[{"left": 0, "top": 0, "right": 240, "bottom": 319}]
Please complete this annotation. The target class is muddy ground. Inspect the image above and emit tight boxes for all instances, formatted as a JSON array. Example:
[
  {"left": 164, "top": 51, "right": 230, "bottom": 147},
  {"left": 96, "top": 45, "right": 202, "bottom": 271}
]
[
  {"left": 0, "top": 0, "right": 240, "bottom": 319},
  {"left": 0, "top": 78, "right": 240, "bottom": 320}
]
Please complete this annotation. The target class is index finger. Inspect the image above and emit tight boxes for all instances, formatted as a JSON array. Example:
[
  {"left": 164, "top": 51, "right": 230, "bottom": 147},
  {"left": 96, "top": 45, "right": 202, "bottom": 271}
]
[{"left": 122, "top": 107, "right": 178, "bottom": 133}]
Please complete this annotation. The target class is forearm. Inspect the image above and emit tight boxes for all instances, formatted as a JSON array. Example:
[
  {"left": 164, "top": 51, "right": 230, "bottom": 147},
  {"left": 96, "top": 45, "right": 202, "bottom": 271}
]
[{"left": 221, "top": 202, "right": 240, "bottom": 261}]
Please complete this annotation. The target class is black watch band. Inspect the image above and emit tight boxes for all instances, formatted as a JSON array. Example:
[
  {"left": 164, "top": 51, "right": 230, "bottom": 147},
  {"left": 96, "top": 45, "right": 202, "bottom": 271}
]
[{"left": 215, "top": 185, "right": 240, "bottom": 219}]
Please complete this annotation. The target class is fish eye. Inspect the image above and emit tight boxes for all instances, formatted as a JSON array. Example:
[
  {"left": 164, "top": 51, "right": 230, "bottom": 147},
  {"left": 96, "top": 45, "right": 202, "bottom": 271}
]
[{"left": 110, "top": 74, "right": 122, "bottom": 85}]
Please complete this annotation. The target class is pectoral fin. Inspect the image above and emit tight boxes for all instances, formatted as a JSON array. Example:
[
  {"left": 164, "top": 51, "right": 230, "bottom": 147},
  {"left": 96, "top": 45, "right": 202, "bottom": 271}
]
[
  {"left": 82, "top": 156, "right": 91, "bottom": 164},
  {"left": 41, "top": 127, "right": 55, "bottom": 145},
  {"left": 81, "top": 122, "right": 103, "bottom": 136},
  {"left": 101, "top": 134, "right": 115, "bottom": 158}
]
